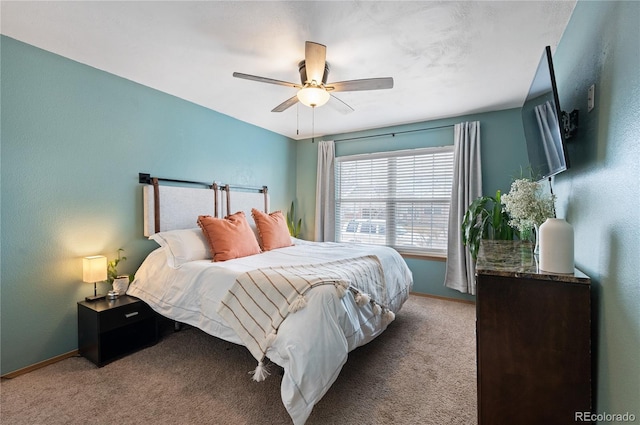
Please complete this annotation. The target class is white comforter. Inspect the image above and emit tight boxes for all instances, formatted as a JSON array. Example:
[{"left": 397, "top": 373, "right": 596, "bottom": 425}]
[{"left": 127, "top": 238, "right": 413, "bottom": 424}]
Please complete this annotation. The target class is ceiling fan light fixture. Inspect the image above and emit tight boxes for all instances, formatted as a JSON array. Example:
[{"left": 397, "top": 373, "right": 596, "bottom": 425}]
[
  {"left": 297, "top": 86, "right": 330, "bottom": 108},
  {"left": 233, "top": 41, "right": 393, "bottom": 114}
]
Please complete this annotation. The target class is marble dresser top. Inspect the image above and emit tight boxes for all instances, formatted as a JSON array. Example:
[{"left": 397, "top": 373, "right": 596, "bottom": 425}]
[{"left": 476, "top": 240, "right": 590, "bottom": 284}]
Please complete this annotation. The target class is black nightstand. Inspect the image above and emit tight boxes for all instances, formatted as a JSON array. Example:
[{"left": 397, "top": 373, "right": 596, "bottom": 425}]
[{"left": 78, "top": 295, "right": 158, "bottom": 367}]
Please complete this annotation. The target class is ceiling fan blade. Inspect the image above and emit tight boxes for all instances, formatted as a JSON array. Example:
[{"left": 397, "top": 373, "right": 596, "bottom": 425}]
[
  {"left": 327, "top": 77, "right": 394, "bottom": 92},
  {"left": 271, "top": 95, "right": 299, "bottom": 112},
  {"left": 233, "top": 72, "right": 301, "bottom": 89},
  {"left": 304, "top": 41, "right": 327, "bottom": 84},
  {"left": 329, "top": 94, "right": 355, "bottom": 114}
]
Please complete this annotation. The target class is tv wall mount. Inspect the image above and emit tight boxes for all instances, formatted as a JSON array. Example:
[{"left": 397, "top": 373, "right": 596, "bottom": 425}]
[{"left": 561, "top": 109, "right": 579, "bottom": 140}]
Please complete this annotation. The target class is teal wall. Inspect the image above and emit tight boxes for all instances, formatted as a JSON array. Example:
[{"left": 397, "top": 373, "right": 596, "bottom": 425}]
[
  {"left": 552, "top": 0, "right": 639, "bottom": 418},
  {"left": 295, "top": 108, "right": 529, "bottom": 301},
  {"left": 0, "top": 36, "right": 297, "bottom": 375},
  {"left": 6, "top": 8, "right": 638, "bottom": 419}
]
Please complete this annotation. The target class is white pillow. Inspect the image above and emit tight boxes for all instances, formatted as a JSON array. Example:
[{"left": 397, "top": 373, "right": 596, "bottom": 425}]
[{"left": 149, "top": 228, "right": 211, "bottom": 268}]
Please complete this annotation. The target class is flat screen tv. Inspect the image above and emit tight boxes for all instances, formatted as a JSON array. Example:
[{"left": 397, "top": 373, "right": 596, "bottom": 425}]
[{"left": 521, "top": 46, "right": 570, "bottom": 180}]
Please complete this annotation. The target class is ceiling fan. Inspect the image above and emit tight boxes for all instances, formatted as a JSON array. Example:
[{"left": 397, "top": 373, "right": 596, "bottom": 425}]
[{"left": 233, "top": 41, "right": 394, "bottom": 114}]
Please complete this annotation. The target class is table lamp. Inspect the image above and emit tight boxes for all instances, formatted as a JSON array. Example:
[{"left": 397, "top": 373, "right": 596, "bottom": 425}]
[{"left": 83, "top": 255, "right": 107, "bottom": 302}]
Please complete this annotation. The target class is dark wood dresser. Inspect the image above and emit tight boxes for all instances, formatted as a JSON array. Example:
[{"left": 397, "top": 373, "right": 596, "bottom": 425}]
[{"left": 475, "top": 240, "right": 592, "bottom": 425}]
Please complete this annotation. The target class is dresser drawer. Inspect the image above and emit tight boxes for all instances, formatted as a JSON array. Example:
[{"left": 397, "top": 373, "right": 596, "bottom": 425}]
[{"left": 99, "top": 301, "right": 154, "bottom": 333}]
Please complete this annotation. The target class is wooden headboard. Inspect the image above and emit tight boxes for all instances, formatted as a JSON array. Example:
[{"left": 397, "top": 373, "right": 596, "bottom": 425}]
[{"left": 140, "top": 173, "right": 269, "bottom": 236}]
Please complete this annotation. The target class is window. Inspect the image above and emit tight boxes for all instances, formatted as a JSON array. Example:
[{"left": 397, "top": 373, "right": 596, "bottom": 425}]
[{"left": 335, "top": 146, "right": 454, "bottom": 256}]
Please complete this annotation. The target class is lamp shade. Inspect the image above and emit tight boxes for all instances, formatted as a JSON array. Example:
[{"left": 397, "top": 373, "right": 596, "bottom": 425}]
[
  {"left": 83, "top": 255, "right": 107, "bottom": 283},
  {"left": 297, "top": 86, "right": 330, "bottom": 108}
]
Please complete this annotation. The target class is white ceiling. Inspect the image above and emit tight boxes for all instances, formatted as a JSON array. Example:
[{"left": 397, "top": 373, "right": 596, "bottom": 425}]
[{"left": 1, "top": 1, "right": 576, "bottom": 140}]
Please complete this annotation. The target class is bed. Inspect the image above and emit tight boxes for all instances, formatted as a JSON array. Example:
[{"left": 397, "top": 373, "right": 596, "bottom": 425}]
[{"left": 127, "top": 175, "right": 413, "bottom": 424}]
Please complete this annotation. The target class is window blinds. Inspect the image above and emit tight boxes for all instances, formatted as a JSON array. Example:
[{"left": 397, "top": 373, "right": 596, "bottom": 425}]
[{"left": 335, "top": 146, "right": 454, "bottom": 255}]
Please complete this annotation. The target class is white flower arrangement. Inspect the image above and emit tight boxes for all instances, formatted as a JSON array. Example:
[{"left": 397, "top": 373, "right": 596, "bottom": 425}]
[{"left": 501, "top": 178, "right": 555, "bottom": 239}]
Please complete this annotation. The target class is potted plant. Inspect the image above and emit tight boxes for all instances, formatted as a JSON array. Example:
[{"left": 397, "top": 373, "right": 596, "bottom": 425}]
[
  {"left": 462, "top": 190, "right": 515, "bottom": 260},
  {"left": 108, "top": 248, "right": 130, "bottom": 295},
  {"left": 287, "top": 201, "right": 302, "bottom": 238},
  {"left": 500, "top": 178, "right": 556, "bottom": 253}
]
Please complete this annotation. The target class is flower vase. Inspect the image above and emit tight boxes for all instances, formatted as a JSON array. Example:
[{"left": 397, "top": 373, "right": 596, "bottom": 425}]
[
  {"left": 533, "top": 224, "right": 540, "bottom": 255},
  {"left": 539, "top": 218, "right": 574, "bottom": 273}
]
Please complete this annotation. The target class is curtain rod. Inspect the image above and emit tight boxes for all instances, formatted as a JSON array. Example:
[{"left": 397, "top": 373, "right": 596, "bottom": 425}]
[{"left": 333, "top": 124, "right": 454, "bottom": 143}]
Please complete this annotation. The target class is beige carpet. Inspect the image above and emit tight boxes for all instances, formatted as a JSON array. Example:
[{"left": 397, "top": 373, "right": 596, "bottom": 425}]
[{"left": 0, "top": 295, "right": 477, "bottom": 425}]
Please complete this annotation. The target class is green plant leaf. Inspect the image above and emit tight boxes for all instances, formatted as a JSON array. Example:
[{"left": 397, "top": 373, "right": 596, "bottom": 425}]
[
  {"left": 287, "top": 201, "right": 302, "bottom": 238},
  {"left": 107, "top": 248, "right": 127, "bottom": 283},
  {"left": 461, "top": 190, "right": 515, "bottom": 260}
]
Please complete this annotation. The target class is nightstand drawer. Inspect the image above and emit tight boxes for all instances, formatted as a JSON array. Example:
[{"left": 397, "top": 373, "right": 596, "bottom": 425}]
[{"left": 99, "top": 301, "right": 154, "bottom": 333}]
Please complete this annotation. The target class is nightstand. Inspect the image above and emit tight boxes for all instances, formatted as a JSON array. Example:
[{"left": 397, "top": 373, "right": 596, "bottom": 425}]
[{"left": 78, "top": 295, "right": 158, "bottom": 367}]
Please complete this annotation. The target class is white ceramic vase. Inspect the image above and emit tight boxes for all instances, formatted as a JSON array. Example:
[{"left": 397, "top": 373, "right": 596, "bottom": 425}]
[{"left": 539, "top": 218, "right": 574, "bottom": 273}]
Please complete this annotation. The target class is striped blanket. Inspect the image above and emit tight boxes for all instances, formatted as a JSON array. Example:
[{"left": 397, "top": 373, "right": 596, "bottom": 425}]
[{"left": 217, "top": 255, "right": 389, "bottom": 380}]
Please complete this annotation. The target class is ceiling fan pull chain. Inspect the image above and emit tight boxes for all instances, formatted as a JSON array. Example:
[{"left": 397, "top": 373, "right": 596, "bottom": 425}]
[{"left": 312, "top": 106, "right": 315, "bottom": 143}]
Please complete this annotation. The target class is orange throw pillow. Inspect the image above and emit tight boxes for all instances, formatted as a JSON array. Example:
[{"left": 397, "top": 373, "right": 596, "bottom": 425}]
[
  {"left": 197, "top": 212, "right": 261, "bottom": 262},
  {"left": 251, "top": 208, "right": 293, "bottom": 251}
]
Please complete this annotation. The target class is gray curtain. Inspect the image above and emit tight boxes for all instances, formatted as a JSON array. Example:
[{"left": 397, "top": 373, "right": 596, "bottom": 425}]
[
  {"left": 444, "top": 122, "right": 482, "bottom": 295},
  {"left": 314, "top": 140, "right": 335, "bottom": 241}
]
